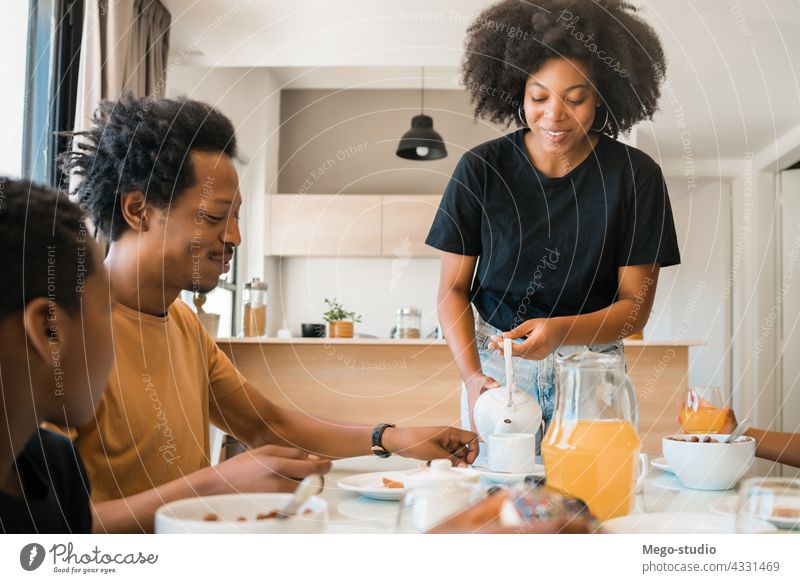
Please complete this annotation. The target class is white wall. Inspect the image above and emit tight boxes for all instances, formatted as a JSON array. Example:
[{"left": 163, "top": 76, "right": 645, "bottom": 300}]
[
  {"left": 0, "top": 2, "right": 29, "bottom": 177},
  {"left": 682, "top": 181, "right": 732, "bottom": 393},
  {"left": 731, "top": 171, "right": 780, "bottom": 435},
  {"left": 276, "top": 257, "right": 441, "bottom": 338},
  {"left": 646, "top": 179, "right": 732, "bottom": 392}
]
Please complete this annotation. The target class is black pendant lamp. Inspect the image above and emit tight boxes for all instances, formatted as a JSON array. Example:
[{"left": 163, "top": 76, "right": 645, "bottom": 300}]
[{"left": 396, "top": 67, "right": 447, "bottom": 161}]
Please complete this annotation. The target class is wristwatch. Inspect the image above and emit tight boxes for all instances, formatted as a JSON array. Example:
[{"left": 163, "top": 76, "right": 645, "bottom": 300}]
[{"left": 371, "top": 423, "right": 396, "bottom": 458}]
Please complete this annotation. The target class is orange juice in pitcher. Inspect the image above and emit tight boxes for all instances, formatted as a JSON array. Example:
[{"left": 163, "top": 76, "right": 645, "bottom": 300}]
[
  {"left": 542, "top": 351, "right": 645, "bottom": 522},
  {"left": 543, "top": 419, "right": 640, "bottom": 521}
]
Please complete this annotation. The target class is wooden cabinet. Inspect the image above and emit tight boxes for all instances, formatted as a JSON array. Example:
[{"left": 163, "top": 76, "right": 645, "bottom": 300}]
[
  {"left": 265, "top": 194, "right": 442, "bottom": 257},
  {"left": 266, "top": 194, "right": 381, "bottom": 256},
  {"left": 380, "top": 195, "right": 441, "bottom": 257}
]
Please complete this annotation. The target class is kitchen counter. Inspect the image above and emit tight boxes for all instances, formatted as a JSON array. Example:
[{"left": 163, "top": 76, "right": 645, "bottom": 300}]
[
  {"left": 217, "top": 337, "right": 447, "bottom": 346},
  {"left": 218, "top": 338, "right": 704, "bottom": 454},
  {"left": 218, "top": 337, "right": 704, "bottom": 347}
]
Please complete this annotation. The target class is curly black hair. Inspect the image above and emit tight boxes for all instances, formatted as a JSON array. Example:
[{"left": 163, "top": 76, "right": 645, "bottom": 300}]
[
  {"left": 62, "top": 94, "right": 237, "bottom": 241},
  {"left": 0, "top": 177, "right": 96, "bottom": 319},
  {"left": 461, "top": 0, "right": 666, "bottom": 136}
]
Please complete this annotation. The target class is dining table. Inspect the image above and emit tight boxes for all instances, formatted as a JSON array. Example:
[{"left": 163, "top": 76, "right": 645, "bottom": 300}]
[{"left": 319, "top": 455, "right": 790, "bottom": 534}]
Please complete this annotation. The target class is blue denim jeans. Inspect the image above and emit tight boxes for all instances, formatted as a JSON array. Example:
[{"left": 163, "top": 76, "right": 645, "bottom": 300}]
[{"left": 461, "top": 318, "right": 624, "bottom": 457}]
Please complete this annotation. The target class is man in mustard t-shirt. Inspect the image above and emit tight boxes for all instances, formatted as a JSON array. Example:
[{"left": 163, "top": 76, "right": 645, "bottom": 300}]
[{"left": 63, "top": 95, "right": 478, "bottom": 532}]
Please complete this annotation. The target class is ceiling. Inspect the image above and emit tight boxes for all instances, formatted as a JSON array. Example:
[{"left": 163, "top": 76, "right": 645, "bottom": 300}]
[{"left": 161, "top": 0, "right": 800, "bottom": 167}]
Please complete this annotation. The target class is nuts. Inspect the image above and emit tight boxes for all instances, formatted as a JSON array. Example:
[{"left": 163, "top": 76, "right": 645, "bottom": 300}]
[
  {"left": 665, "top": 435, "right": 721, "bottom": 443},
  {"left": 202, "top": 509, "right": 295, "bottom": 522}
]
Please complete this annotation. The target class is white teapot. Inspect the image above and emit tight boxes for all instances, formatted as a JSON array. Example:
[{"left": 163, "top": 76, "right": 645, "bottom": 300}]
[
  {"left": 473, "top": 338, "right": 543, "bottom": 442},
  {"left": 473, "top": 383, "right": 542, "bottom": 441}
]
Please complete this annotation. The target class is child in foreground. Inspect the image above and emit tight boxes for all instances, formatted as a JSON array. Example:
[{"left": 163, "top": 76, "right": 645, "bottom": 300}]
[{"left": 0, "top": 178, "right": 113, "bottom": 533}]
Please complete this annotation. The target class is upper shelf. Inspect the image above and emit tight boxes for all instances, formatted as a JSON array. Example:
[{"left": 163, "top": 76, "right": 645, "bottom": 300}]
[{"left": 265, "top": 194, "right": 442, "bottom": 257}]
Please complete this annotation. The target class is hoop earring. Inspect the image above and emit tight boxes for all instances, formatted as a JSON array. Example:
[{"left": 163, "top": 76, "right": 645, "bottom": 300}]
[
  {"left": 518, "top": 105, "right": 527, "bottom": 127},
  {"left": 594, "top": 107, "right": 610, "bottom": 133}
]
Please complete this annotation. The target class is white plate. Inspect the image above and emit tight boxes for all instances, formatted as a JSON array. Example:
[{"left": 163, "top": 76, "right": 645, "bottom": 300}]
[
  {"left": 155, "top": 493, "right": 327, "bottom": 534},
  {"left": 710, "top": 495, "right": 800, "bottom": 530},
  {"left": 650, "top": 457, "right": 673, "bottom": 474},
  {"left": 602, "top": 512, "right": 777, "bottom": 534},
  {"left": 337, "top": 467, "right": 477, "bottom": 501},
  {"left": 337, "top": 470, "right": 413, "bottom": 500},
  {"left": 649, "top": 467, "right": 756, "bottom": 493},
  {"left": 471, "top": 464, "right": 546, "bottom": 484}
]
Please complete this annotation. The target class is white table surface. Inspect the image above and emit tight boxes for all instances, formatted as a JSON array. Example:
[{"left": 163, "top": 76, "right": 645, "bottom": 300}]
[{"left": 319, "top": 456, "right": 761, "bottom": 534}]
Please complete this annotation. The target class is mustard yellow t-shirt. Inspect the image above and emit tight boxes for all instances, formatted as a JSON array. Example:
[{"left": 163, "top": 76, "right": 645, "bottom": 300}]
[{"left": 75, "top": 300, "right": 246, "bottom": 501}]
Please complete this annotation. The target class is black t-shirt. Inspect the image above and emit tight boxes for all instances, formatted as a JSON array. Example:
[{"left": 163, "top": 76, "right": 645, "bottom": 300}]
[
  {"left": 426, "top": 129, "right": 681, "bottom": 332},
  {"left": 0, "top": 429, "right": 92, "bottom": 533}
]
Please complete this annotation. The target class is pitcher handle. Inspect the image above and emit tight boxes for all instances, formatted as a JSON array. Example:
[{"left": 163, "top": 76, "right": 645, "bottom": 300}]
[
  {"left": 635, "top": 453, "right": 649, "bottom": 493},
  {"left": 622, "top": 374, "right": 638, "bottom": 430}
]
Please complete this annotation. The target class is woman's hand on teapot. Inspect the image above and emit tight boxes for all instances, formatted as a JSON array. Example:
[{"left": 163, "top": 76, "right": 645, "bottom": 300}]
[
  {"left": 488, "top": 318, "right": 566, "bottom": 359},
  {"left": 464, "top": 373, "right": 500, "bottom": 433},
  {"left": 465, "top": 372, "right": 500, "bottom": 396}
]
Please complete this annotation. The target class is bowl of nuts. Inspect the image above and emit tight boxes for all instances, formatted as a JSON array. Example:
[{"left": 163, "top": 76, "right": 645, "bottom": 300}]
[
  {"left": 155, "top": 493, "right": 327, "bottom": 533},
  {"left": 662, "top": 434, "right": 755, "bottom": 491}
]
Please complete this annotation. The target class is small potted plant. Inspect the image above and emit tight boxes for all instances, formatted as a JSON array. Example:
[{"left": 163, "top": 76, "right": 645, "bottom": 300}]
[{"left": 323, "top": 297, "right": 362, "bottom": 338}]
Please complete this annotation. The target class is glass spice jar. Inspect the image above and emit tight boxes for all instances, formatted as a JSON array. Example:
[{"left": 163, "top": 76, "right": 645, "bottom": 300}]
[
  {"left": 396, "top": 307, "right": 421, "bottom": 339},
  {"left": 242, "top": 277, "right": 268, "bottom": 337}
]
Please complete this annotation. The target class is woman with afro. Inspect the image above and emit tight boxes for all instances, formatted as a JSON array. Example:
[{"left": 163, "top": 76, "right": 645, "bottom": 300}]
[{"left": 426, "top": 0, "right": 681, "bottom": 446}]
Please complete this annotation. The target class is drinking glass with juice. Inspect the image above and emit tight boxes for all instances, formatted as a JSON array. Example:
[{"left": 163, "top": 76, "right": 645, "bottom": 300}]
[{"left": 678, "top": 386, "right": 726, "bottom": 434}]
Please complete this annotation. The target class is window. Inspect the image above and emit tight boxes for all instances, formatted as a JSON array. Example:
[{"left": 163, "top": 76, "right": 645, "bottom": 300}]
[
  {"left": 181, "top": 253, "right": 239, "bottom": 337},
  {"left": 22, "top": 0, "right": 83, "bottom": 186}
]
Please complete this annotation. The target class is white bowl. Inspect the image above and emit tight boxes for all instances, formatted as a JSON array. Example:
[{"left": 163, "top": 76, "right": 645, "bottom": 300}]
[
  {"left": 155, "top": 493, "right": 327, "bottom": 534},
  {"left": 662, "top": 434, "right": 755, "bottom": 491}
]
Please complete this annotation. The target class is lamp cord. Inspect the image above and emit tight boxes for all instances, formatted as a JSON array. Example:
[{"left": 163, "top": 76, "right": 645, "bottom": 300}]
[{"left": 421, "top": 66, "right": 425, "bottom": 114}]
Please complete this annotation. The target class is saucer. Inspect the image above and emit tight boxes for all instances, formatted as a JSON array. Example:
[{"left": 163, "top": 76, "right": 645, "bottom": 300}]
[
  {"left": 650, "top": 457, "right": 673, "bottom": 474},
  {"left": 710, "top": 494, "right": 800, "bottom": 530},
  {"left": 471, "top": 464, "right": 546, "bottom": 484}
]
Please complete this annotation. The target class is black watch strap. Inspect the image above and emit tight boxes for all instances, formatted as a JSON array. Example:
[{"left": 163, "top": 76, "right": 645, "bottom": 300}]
[{"left": 371, "top": 423, "right": 396, "bottom": 458}]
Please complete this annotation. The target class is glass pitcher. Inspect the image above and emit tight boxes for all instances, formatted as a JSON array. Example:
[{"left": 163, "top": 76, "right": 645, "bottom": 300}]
[{"left": 542, "top": 350, "right": 644, "bottom": 522}]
